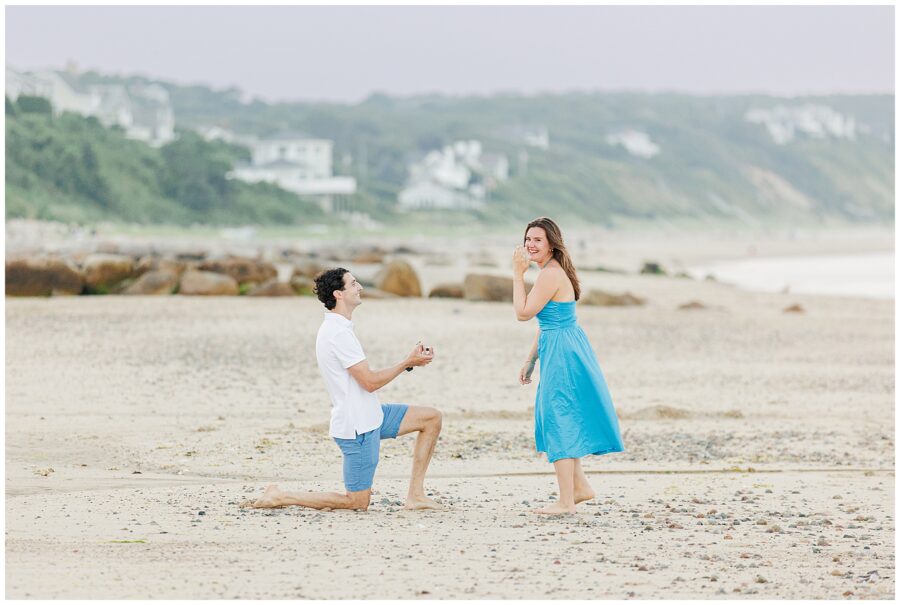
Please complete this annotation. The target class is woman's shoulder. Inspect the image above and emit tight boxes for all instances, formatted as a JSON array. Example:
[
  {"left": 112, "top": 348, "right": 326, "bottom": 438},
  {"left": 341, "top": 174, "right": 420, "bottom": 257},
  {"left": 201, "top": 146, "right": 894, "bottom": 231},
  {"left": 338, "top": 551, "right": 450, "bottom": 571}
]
[{"left": 539, "top": 263, "right": 567, "bottom": 279}]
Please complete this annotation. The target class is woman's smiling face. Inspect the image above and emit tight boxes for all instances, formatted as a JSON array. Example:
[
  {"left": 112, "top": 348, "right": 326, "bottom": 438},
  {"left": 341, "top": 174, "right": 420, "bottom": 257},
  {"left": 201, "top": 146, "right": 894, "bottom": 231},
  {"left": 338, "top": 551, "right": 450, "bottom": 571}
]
[{"left": 524, "top": 227, "right": 551, "bottom": 263}]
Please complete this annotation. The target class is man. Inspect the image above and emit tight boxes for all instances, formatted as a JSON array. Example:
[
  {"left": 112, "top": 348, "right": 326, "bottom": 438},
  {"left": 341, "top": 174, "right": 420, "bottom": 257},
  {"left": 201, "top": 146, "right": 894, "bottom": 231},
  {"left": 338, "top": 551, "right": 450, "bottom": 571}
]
[{"left": 250, "top": 267, "right": 443, "bottom": 511}]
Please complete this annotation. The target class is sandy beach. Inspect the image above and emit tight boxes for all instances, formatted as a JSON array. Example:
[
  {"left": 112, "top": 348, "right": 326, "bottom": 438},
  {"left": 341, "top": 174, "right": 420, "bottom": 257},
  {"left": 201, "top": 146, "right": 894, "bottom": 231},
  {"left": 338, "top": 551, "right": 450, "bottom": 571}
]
[{"left": 5, "top": 232, "right": 895, "bottom": 599}]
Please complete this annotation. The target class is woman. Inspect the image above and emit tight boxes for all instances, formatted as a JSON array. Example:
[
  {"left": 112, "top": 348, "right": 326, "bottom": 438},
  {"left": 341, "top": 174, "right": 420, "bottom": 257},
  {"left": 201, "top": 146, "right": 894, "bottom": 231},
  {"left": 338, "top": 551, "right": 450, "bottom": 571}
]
[{"left": 512, "top": 217, "right": 624, "bottom": 514}]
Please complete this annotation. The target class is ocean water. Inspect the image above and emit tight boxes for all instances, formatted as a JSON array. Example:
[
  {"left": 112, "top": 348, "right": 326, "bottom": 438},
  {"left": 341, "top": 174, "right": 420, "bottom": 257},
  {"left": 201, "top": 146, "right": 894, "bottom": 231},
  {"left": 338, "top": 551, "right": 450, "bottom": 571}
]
[{"left": 688, "top": 252, "right": 894, "bottom": 300}]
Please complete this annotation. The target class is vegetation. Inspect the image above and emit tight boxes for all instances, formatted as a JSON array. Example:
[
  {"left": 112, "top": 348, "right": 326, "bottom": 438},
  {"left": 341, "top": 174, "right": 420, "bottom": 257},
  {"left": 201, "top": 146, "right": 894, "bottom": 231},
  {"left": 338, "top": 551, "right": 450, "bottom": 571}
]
[
  {"left": 6, "top": 72, "right": 895, "bottom": 227},
  {"left": 6, "top": 99, "right": 326, "bottom": 225}
]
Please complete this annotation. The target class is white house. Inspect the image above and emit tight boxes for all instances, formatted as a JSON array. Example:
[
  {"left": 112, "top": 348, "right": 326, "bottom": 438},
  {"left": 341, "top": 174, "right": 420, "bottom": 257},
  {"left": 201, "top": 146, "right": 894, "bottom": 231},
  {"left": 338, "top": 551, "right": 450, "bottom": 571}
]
[
  {"left": 397, "top": 138, "right": 508, "bottom": 211},
  {"left": 228, "top": 131, "right": 356, "bottom": 212},
  {"left": 249, "top": 131, "right": 334, "bottom": 178},
  {"left": 398, "top": 180, "right": 483, "bottom": 210},
  {"left": 6, "top": 66, "right": 175, "bottom": 147}
]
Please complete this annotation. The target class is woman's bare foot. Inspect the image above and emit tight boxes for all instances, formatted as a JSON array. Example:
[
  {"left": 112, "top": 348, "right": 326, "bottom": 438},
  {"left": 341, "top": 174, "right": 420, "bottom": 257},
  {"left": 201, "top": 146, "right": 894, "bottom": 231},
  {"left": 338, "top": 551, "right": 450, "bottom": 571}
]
[
  {"left": 574, "top": 488, "right": 596, "bottom": 504},
  {"left": 533, "top": 502, "right": 577, "bottom": 515},
  {"left": 405, "top": 495, "right": 444, "bottom": 511},
  {"left": 250, "top": 484, "right": 284, "bottom": 509}
]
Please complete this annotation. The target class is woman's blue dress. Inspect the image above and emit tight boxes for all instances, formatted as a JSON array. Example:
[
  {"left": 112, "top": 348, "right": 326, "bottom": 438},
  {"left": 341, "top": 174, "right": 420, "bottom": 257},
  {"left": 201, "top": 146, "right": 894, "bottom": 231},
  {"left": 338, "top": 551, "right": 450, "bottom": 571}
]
[{"left": 534, "top": 300, "right": 624, "bottom": 463}]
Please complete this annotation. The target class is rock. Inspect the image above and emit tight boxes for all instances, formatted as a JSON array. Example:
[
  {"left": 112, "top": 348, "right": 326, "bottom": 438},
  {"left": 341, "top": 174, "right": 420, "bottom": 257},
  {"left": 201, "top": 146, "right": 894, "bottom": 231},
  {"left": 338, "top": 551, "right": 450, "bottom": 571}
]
[
  {"left": 581, "top": 289, "right": 646, "bottom": 306},
  {"left": 82, "top": 253, "right": 135, "bottom": 293},
  {"left": 134, "top": 256, "right": 186, "bottom": 279},
  {"left": 360, "top": 288, "right": 398, "bottom": 299},
  {"left": 248, "top": 280, "right": 296, "bottom": 297},
  {"left": 198, "top": 257, "right": 277, "bottom": 287},
  {"left": 428, "top": 283, "right": 465, "bottom": 299},
  {"left": 678, "top": 300, "right": 707, "bottom": 310},
  {"left": 464, "top": 274, "right": 512, "bottom": 302},
  {"left": 178, "top": 270, "right": 239, "bottom": 296},
  {"left": 463, "top": 274, "right": 533, "bottom": 302},
  {"left": 290, "top": 275, "right": 315, "bottom": 296},
  {"left": 375, "top": 260, "right": 422, "bottom": 297},
  {"left": 291, "top": 260, "right": 326, "bottom": 279},
  {"left": 783, "top": 304, "right": 805, "bottom": 314},
  {"left": 6, "top": 256, "right": 84, "bottom": 296},
  {"left": 121, "top": 270, "right": 179, "bottom": 295},
  {"left": 352, "top": 248, "right": 388, "bottom": 264},
  {"left": 640, "top": 262, "right": 667, "bottom": 275}
]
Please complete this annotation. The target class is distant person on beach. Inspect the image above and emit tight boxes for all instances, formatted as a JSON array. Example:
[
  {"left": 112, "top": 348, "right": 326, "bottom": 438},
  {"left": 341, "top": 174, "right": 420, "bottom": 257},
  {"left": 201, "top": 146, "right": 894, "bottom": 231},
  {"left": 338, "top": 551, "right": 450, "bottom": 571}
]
[
  {"left": 512, "top": 217, "right": 624, "bottom": 514},
  {"left": 250, "top": 267, "right": 443, "bottom": 511}
]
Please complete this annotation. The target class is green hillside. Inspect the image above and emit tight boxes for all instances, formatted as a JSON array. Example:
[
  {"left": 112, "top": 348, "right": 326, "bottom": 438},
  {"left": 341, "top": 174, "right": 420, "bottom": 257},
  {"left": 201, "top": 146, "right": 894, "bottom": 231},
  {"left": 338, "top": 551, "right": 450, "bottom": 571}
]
[
  {"left": 7, "top": 70, "right": 895, "bottom": 227},
  {"left": 5, "top": 96, "right": 326, "bottom": 226}
]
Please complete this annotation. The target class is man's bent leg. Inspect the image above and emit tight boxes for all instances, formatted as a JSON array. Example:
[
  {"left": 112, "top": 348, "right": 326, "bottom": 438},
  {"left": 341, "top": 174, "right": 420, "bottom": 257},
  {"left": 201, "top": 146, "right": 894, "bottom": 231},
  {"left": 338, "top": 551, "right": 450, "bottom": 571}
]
[
  {"left": 396, "top": 405, "right": 443, "bottom": 510},
  {"left": 251, "top": 485, "right": 371, "bottom": 511}
]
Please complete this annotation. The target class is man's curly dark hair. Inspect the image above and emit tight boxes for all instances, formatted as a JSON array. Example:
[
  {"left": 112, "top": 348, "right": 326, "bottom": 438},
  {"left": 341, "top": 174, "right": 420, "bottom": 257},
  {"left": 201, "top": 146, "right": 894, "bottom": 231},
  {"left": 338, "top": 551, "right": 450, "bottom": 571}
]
[{"left": 313, "top": 267, "right": 350, "bottom": 310}]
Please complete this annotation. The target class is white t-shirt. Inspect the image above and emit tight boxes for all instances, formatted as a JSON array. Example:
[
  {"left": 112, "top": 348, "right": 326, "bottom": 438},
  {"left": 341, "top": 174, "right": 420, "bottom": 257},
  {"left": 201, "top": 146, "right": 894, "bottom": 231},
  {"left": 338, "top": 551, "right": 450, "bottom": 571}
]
[{"left": 315, "top": 311, "right": 384, "bottom": 439}]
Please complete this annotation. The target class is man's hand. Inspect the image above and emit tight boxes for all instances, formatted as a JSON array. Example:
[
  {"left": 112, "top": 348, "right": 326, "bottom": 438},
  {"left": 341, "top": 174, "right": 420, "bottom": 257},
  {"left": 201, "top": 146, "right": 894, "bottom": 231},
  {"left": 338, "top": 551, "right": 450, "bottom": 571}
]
[{"left": 406, "top": 343, "right": 435, "bottom": 368}]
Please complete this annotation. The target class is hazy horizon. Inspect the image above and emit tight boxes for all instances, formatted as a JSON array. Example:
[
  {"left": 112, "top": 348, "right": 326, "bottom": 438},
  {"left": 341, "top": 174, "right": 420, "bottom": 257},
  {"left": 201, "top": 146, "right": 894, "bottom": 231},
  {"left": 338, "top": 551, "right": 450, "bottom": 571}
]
[{"left": 6, "top": 5, "right": 894, "bottom": 103}]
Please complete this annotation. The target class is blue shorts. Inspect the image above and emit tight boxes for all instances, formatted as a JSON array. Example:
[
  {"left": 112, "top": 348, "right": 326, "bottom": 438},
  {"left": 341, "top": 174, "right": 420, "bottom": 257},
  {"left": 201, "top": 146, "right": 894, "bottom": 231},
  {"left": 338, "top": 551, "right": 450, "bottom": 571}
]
[{"left": 333, "top": 403, "right": 408, "bottom": 492}]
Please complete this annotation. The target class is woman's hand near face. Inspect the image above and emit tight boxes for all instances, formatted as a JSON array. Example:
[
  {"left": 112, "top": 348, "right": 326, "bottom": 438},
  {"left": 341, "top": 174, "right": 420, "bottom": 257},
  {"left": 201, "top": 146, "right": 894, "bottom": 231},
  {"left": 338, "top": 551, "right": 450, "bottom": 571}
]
[{"left": 512, "top": 245, "right": 530, "bottom": 276}]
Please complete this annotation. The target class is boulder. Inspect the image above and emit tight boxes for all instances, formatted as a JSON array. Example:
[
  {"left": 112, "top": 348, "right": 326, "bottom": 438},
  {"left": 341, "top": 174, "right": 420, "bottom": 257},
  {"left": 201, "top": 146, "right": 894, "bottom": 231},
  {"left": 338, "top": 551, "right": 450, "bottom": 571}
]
[
  {"left": 428, "top": 283, "right": 465, "bottom": 299},
  {"left": 464, "top": 274, "right": 531, "bottom": 302},
  {"left": 121, "top": 270, "right": 179, "bottom": 295},
  {"left": 178, "top": 270, "right": 239, "bottom": 296},
  {"left": 198, "top": 257, "right": 277, "bottom": 286},
  {"left": 783, "top": 303, "right": 805, "bottom": 314},
  {"left": 6, "top": 256, "right": 83, "bottom": 296},
  {"left": 248, "top": 280, "right": 297, "bottom": 297},
  {"left": 82, "top": 253, "right": 134, "bottom": 293},
  {"left": 374, "top": 260, "right": 422, "bottom": 297},
  {"left": 677, "top": 300, "right": 707, "bottom": 310},
  {"left": 640, "top": 262, "right": 667, "bottom": 275},
  {"left": 352, "top": 248, "right": 388, "bottom": 264},
  {"left": 291, "top": 260, "right": 326, "bottom": 279},
  {"left": 134, "top": 256, "right": 186, "bottom": 279},
  {"left": 581, "top": 289, "right": 646, "bottom": 307},
  {"left": 290, "top": 275, "right": 316, "bottom": 296}
]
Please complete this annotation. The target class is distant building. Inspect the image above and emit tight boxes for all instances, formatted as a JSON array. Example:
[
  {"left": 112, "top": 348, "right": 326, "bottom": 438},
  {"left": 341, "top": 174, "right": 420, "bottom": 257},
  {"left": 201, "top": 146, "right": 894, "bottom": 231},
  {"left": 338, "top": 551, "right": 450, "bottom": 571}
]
[
  {"left": 744, "top": 105, "right": 856, "bottom": 145},
  {"left": 197, "top": 125, "right": 237, "bottom": 144},
  {"left": 5, "top": 66, "right": 175, "bottom": 147},
  {"left": 605, "top": 129, "right": 660, "bottom": 158},
  {"left": 398, "top": 180, "right": 482, "bottom": 210},
  {"left": 228, "top": 131, "right": 356, "bottom": 212},
  {"left": 522, "top": 126, "right": 550, "bottom": 150},
  {"left": 397, "top": 139, "right": 509, "bottom": 211}
]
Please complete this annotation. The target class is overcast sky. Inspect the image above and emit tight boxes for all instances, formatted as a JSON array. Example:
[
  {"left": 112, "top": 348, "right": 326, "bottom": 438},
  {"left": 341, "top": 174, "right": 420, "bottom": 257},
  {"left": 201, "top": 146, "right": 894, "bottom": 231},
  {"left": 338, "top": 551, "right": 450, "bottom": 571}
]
[{"left": 6, "top": 5, "right": 894, "bottom": 103}]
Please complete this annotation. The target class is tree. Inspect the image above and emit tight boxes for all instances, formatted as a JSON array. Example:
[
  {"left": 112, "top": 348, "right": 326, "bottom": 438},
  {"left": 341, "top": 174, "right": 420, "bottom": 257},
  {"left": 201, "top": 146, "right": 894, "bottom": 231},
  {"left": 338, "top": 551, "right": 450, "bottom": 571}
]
[
  {"left": 16, "top": 95, "right": 52, "bottom": 115},
  {"left": 160, "top": 132, "right": 233, "bottom": 214}
]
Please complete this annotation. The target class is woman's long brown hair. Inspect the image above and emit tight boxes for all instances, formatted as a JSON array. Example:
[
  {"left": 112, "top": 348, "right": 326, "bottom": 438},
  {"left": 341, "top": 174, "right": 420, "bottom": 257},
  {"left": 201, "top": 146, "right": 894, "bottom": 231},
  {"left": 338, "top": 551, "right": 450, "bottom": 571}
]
[{"left": 524, "top": 217, "right": 581, "bottom": 301}]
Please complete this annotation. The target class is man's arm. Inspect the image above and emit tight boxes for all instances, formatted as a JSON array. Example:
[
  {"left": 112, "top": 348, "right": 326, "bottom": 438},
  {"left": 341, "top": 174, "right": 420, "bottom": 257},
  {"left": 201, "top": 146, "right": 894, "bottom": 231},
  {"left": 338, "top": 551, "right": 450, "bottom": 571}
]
[{"left": 347, "top": 344, "right": 434, "bottom": 393}]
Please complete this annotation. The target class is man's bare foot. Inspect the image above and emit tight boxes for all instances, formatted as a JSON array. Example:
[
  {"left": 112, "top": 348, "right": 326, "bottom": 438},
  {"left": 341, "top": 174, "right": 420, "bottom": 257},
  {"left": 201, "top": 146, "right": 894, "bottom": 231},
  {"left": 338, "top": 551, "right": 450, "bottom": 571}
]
[
  {"left": 249, "top": 484, "right": 284, "bottom": 509},
  {"left": 533, "top": 502, "right": 577, "bottom": 515},
  {"left": 404, "top": 495, "right": 444, "bottom": 511},
  {"left": 575, "top": 488, "right": 596, "bottom": 504}
]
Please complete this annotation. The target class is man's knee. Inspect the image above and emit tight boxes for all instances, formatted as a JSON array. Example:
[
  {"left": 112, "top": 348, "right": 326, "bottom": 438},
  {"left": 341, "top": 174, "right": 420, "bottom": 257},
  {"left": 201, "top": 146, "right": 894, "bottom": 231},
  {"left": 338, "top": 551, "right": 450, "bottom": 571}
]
[
  {"left": 346, "top": 489, "right": 371, "bottom": 510},
  {"left": 428, "top": 407, "right": 443, "bottom": 432}
]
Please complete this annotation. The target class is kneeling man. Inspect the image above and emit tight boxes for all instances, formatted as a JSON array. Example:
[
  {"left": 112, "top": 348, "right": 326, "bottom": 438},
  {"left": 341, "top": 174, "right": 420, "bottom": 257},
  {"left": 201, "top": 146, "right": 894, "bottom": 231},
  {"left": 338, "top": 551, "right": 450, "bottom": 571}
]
[{"left": 251, "top": 267, "right": 443, "bottom": 511}]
